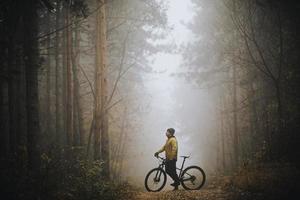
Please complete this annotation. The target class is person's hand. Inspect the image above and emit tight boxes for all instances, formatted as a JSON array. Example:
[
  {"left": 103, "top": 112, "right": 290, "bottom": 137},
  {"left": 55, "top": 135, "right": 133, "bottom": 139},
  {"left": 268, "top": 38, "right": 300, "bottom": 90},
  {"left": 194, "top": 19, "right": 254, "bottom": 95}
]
[{"left": 154, "top": 152, "right": 159, "bottom": 157}]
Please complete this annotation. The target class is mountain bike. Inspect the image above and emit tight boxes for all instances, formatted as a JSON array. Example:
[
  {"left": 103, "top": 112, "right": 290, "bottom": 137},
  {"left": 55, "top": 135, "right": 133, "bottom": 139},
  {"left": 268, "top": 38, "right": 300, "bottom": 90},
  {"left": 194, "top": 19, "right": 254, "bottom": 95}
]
[{"left": 144, "top": 155, "right": 206, "bottom": 192}]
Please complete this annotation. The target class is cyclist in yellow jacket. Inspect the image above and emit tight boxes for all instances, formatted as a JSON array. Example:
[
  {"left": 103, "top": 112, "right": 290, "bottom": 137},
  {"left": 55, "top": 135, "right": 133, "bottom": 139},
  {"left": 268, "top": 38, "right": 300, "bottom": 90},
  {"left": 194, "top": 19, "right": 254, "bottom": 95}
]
[{"left": 154, "top": 128, "right": 180, "bottom": 190}]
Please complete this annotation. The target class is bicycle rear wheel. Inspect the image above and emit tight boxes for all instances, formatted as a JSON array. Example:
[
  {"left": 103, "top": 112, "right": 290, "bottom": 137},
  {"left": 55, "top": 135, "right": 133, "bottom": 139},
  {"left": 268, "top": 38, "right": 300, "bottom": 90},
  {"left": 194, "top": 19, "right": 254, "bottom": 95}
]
[
  {"left": 144, "top": 168, "right": 167, "bottom": 192},
  {"left": 181, "top": 166, "right": 206, "bottom": 190}
]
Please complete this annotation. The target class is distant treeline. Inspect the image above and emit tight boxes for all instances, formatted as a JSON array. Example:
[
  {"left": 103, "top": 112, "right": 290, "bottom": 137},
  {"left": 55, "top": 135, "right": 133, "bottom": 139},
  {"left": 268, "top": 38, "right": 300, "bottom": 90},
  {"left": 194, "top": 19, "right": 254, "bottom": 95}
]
[{"left": 183, "top": 0, "right": 300, "bottom": 170}]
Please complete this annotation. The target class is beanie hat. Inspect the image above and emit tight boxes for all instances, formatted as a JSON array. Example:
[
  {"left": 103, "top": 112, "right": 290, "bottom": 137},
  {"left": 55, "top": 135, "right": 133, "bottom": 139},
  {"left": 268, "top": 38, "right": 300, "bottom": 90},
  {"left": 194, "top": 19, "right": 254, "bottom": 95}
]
[{"left": 167, "top": 128, "right": 175, "bottom": 135}]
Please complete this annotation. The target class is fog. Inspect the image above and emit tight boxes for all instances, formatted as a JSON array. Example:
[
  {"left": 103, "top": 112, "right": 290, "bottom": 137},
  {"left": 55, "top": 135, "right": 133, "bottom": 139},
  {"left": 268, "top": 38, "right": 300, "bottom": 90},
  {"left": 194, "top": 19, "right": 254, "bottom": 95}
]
[
  {"left": 123, "top": 0, "right": 217, "bottom": 186},
  {"left": 2, "top": 0, "right": 299, "bottom": 198}
]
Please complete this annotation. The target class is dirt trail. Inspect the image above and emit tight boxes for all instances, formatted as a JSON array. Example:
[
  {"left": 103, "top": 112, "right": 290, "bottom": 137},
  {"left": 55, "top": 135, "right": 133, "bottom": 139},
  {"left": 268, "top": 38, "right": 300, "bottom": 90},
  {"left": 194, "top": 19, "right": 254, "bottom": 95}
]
[
  {"left": 131, "top": 180, "right": 251, "bottom": 200},
  {"left": 134, "top": 188, "right": 234, "bottom": 200},
  {"left": 128, "top": 176, "right": 264, "bottom": 200},
  {"left": 128, "top": 169, "right": 297, "bottom": 200}
]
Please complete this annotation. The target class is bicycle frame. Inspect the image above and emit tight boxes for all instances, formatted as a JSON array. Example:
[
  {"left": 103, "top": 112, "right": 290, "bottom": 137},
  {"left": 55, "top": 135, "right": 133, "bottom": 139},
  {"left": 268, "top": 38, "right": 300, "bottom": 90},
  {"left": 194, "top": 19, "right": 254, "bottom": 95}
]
[
  {"left": 156, "top": 156, "right": 192, "bottom": 181},
  {"left": 177, "top": 157, "right": 188, "bottom": 178},
  {"left": 146, "top": 155, "right": 205, "bottom": 192},
  {"left": 154, "top": 158, "right": 165, "bottom": 181}
]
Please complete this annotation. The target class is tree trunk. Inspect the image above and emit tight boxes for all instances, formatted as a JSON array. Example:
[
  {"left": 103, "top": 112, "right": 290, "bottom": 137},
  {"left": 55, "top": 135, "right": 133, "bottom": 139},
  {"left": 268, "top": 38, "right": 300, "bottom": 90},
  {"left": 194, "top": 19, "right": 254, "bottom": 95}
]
[
  {"left": 65, "top": 6, "right": 73, "bottom": 146},
  {"left": 72, "top": 21, "right": 83, "bottom": 146},
  {"left": 8, "top": 41, "right": 17, "bottom": 156},
  {"left": 16, "top": 42, "right": 27, "bottom": 158},
  {"left": 220, "top": 98, "right": 226, "bottom": 172},
  {"left": 274, "top": 82, "right": 283, "bottom": 157},
  {"left": 45, "top": 11, "right": 51, "bottom": 137},
  {"left": 94, "top": 0, "right": 110, "bottom": 179},
  {"left": 232, "top": 64, "right": 239, "bottom": 168},
  {"left": 114, "top": 106, "right": 127, "bottom": 182},
  {"left": 24, "top": 0, "right": 40, "bottom": 169},
  {"left": 249, "top": 81, "right": 259, "bottom": 155},
  {"left": 0, "top": 68, "right": 9, "bottom": 157},
  {"left": 55, "top": 1, "right": 63, "bottom": 147},
  {"left": 62, "top": 5, "right": 68, "bottom": 146}
]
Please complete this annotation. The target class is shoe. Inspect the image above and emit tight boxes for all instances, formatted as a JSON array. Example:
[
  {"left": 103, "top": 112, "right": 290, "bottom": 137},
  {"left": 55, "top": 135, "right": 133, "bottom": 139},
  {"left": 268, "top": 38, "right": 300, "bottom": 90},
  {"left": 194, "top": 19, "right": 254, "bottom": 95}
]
[
  {"left": 172, "top": 185, "right": 178, "bottom": 191},
  {"left": 170, "top": 182, "right": 180, "bottom": 187}
]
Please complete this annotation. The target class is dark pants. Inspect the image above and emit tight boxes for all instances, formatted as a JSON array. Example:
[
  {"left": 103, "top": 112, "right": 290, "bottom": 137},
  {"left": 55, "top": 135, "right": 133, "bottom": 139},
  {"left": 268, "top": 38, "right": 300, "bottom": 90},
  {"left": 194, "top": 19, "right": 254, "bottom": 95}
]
[{"left": 165, "top": 159, "right": 180, "bottom": 185}]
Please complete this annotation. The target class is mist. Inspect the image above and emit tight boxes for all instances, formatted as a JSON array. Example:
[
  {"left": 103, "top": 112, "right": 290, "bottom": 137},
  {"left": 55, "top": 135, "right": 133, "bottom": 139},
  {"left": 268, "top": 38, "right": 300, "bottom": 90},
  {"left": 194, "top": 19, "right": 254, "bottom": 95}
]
[
  {"left": 123, "top": 0, "right": 217, "bottom": 185},
  {"left": 1, "top": 0, "right": 299, "bottom": 199}
]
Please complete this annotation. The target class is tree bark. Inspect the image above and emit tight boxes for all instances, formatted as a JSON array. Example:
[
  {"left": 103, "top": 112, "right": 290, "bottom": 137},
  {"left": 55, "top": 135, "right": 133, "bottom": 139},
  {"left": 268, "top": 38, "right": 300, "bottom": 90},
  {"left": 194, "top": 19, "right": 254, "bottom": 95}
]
[
  {"left": 24, "top": 0, "right": 40, "bottom": 169},
  {"left": 65, "top": 6, "right": 73, "bottom": 146},
  {"left": 45, "top": 11, "right": 51, "bottom": 137},
  {"left": 8, "top": 40, "right": 17, "bottom": 156},
  {"left": 94, "top": 0, "right": 110, "bottom": 179},
  {"left": 72, "top": 21, "right": 83, "bottom": 146},
  {"left": 55, "top": 1, "right": 63, "bottom": 147},
  {"left": 232, "top": 64, "right": 239, "bottom": 168},
  {"left": 220, "top": 98, "right": 226, "bottom": 172}
]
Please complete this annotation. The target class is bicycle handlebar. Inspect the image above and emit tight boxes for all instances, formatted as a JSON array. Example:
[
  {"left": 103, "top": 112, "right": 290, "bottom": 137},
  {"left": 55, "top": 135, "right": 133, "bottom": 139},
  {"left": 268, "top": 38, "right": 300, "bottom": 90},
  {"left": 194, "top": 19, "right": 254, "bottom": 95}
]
[
  {"left": 155, "top": 155, "right": 190, "bottom": 160},
  {"left": 155, "top": 155, "right": 165, "bottom": 160}
]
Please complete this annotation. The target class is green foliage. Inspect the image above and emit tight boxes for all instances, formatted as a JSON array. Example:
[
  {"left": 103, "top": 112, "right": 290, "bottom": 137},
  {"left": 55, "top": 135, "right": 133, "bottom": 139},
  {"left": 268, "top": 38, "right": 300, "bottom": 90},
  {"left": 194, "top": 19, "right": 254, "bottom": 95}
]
[
  {"left": 0, "top": 147, "right": 134, "bottom": 200},
  {"left": 232, "top": 162, "right": 299, "bottom": 198}
]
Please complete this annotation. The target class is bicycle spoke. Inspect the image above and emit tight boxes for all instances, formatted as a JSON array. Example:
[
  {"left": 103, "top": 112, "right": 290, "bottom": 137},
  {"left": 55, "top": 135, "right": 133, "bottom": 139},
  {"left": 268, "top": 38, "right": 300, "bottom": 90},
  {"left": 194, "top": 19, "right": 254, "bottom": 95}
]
[
  {"left": 181, "top": 166, "right": 205, "bottom": 190},
  {"left": 145, "top": 168, "right": 167, "bottom": 192}
]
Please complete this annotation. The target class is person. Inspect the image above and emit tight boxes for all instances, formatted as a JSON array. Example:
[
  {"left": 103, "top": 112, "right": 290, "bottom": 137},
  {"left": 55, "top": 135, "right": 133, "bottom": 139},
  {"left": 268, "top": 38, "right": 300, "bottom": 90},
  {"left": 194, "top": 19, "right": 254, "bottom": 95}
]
[{"left": 154, "top": 128, "right": 180, "bottom": 190}]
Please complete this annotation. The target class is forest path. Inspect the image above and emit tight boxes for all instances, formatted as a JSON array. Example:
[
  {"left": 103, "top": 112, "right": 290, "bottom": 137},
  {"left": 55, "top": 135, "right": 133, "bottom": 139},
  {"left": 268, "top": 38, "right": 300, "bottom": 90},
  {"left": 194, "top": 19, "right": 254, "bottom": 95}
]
[
  {"left": 133, "top": 188, "right": 236, "bottom": 200},
  {"left": 132, "top": 181, "right": 245, "bottom": 200},
  {"left": 127, "top": 175, "right": 265, "bottom": 200}
]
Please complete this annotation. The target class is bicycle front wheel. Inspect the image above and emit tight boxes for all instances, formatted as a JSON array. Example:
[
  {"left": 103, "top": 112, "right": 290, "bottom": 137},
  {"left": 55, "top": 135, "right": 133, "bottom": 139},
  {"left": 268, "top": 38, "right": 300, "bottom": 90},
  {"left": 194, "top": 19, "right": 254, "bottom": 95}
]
[
  {"left": 181, "top": 166, "right": 206, "bottom": 190},
  {"left": 144, "top": 168, "right": 167, "bottom": 192}
]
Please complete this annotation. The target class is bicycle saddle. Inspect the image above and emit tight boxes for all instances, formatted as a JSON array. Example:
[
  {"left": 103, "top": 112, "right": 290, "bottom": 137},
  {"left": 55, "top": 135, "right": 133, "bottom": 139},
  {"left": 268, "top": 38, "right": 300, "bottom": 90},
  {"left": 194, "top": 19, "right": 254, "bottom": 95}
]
[{"left": 180, "top": 155, "right": 190, "bottom": 158}]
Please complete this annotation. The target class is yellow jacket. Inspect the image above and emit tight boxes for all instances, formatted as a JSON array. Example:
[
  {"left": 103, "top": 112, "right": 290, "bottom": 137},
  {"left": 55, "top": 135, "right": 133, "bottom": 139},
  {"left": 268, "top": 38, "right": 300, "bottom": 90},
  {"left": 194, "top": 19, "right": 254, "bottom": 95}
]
[{"left": 157, "top": 136, "right": 178, "bottom": 160}]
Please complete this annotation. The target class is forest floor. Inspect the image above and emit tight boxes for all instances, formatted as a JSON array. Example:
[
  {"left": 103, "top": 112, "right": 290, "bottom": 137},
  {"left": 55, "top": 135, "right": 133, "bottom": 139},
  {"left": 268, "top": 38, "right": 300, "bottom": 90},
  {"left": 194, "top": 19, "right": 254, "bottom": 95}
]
[
  {"left": 132, "top": 186, "right": 266, "bottom": 200},
  {"left": 133, "top": 187, "right": 243, "bottom": 200},
  {"left": 122, "top": 169, "right": 298, "bottom": 200},
  {"left": 128, "top": 176, "right": 263, "bottom": 200}
]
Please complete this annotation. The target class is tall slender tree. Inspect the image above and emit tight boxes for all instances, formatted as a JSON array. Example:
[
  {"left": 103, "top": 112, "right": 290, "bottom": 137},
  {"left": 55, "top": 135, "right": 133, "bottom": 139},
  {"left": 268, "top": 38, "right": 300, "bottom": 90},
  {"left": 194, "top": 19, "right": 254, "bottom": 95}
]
[
  {"left": 94, "top": 0, "right": 109, "bottom": 178},
  {"left": 24, "top": 0, "right": 41, "bottom": 169}
]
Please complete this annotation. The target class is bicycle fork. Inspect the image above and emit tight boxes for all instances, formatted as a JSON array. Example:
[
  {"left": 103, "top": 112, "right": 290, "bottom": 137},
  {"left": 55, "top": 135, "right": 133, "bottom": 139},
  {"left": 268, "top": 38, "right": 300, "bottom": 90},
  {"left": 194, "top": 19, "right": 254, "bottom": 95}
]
[{"left": 154, "top": 164, "right": 164, "bottom": 182}]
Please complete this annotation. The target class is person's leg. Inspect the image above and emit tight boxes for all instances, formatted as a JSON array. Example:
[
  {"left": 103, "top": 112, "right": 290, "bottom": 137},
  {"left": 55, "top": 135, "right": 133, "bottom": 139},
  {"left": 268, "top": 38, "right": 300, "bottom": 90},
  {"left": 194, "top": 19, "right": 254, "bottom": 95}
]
[
  {"left": 169, "top": 160, "right": 180, "bottom": 185},
  {"left": 165, "top": 160, "right": 172, "bottom": 178},
  {"left": 166, "top": 160, "right": 180, "bottom": 189}
]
